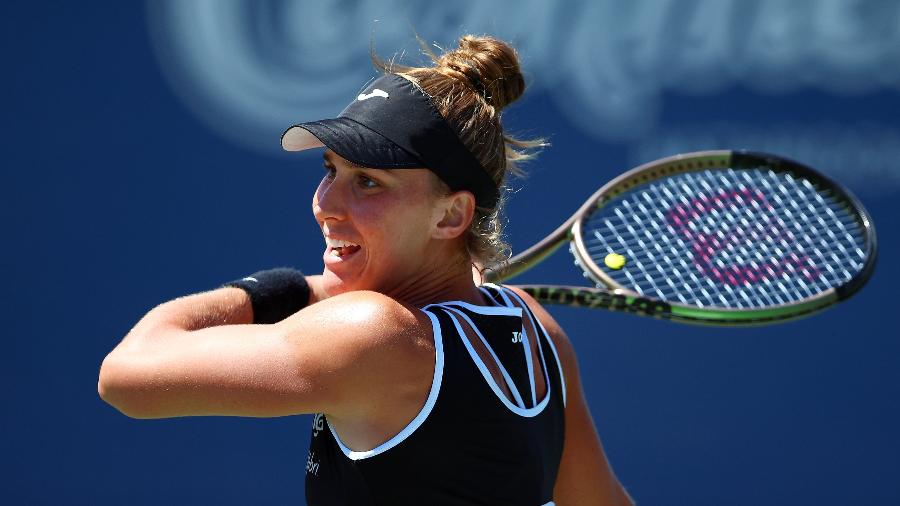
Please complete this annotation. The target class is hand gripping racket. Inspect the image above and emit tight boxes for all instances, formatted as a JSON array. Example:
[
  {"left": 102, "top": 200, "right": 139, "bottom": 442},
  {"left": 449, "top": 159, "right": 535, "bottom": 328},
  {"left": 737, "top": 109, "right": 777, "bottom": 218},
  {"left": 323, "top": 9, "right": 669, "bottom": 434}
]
[{"left": 484, "top": 151, "right": 877, "bottom": 325}]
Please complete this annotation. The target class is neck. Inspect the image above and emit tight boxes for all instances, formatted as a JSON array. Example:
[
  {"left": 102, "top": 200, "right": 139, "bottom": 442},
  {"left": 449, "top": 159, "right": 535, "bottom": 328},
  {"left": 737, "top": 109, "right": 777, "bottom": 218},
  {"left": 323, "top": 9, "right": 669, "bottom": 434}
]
[{"left": 385, "top": 253, "right": 485, "bottom": 308}]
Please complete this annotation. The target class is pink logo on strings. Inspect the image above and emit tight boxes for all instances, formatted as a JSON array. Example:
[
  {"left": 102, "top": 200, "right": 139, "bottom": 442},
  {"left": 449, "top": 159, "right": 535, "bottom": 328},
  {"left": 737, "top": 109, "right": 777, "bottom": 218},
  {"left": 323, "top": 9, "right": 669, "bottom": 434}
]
[{"left": 666, "top": 188, "right": 820, "bottom": 286}]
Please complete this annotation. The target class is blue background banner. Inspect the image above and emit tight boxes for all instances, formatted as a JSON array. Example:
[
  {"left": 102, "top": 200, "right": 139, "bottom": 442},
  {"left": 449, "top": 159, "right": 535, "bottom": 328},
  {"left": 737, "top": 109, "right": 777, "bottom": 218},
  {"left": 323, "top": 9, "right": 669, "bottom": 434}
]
[{"left": 3, "top": 1, "right": 898, "bottom": 504}]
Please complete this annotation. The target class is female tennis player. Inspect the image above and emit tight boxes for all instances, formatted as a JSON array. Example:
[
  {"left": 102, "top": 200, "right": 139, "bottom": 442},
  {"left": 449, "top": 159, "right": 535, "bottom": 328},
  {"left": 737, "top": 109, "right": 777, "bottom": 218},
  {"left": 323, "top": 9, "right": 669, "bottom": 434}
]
[{"left": 98, "top": 35, "right": 633, "bottom": 506}]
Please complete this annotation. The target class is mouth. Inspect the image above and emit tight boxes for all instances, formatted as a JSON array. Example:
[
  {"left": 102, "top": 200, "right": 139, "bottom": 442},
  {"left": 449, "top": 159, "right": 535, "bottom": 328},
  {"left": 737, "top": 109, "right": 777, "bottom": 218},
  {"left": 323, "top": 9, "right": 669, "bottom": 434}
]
[{"left": 325, "top": 237, "right": 362, "bottom": 261}]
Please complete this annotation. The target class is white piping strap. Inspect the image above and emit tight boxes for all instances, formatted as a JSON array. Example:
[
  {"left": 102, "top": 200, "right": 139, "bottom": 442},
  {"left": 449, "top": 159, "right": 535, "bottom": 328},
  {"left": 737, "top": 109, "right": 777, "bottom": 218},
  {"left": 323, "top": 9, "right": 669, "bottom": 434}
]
[
  {"left": 477, "top": 286, "right": 503, "bottom": 306},
  {"left": 438, "top": 305, "right": 550, "bottom": 418},
  {"left": 442, "top": 306, "right": 528, "bottom": 409},
  {"left": 437, "top": 299, "right": 523, "bottom": 316},
  {"left": 502, "top": 287, "right": 568, "bottom": 408},
  {"left": 476, "top": 286, "right": 538, "bottom": 407}
]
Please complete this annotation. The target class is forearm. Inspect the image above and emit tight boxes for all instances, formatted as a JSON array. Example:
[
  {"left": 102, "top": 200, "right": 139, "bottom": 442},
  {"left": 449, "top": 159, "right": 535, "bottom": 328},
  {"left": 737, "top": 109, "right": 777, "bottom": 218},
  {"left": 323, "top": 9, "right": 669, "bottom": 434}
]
[
  {"left": 100, "top": 287, "right": 254, "bottom": 410},
  {"left": 163, "top": 287, "right": 255, "bottom": 330},
  {"left": 118, "top": 271, "right": 326, "bottom": 349},
  {"left": 106, "top": 271, "right": 326, "bottom": 371},
  {"left": 112, "top": 287, "right": 252, "bottom": 350},
  {"left": 100, "top": 272, "right": 323, "bottom": 416}
]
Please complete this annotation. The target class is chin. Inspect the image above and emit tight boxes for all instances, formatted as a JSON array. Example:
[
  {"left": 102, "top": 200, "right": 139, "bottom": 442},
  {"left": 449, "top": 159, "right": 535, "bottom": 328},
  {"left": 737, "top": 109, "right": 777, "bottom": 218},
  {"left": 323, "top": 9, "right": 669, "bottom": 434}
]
[{"left": 320, "top": 268, "right": 365, "bottom": 297}]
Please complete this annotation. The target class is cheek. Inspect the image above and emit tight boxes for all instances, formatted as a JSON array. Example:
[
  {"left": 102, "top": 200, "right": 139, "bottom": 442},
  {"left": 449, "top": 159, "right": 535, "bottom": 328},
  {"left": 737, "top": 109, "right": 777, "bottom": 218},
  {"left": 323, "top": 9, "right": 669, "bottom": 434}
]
[{"left": 362, "top": 202, "right": 434, "bottom": 253}]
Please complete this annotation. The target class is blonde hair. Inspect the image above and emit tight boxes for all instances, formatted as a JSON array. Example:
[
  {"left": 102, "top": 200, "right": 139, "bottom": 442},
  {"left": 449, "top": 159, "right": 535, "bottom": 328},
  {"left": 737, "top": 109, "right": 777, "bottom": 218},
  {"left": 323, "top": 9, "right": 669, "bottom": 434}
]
[{"left": 373, "top": 35, "right": 546, "bottom": 269}]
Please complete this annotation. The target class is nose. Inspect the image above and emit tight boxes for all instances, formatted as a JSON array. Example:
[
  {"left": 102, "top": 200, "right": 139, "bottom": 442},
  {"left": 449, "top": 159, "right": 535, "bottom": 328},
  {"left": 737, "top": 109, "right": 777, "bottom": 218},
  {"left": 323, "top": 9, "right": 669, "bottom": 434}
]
[{"left": 312, "top": 174, "right": 348, "bottom": 223}]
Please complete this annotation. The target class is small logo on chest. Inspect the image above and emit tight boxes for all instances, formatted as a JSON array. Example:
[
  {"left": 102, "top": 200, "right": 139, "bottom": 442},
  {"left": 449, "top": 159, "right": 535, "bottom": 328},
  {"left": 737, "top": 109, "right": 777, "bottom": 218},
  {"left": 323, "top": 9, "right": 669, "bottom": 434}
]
[{"left": 511, "top": 331, "right": 523, "bottom": 344}]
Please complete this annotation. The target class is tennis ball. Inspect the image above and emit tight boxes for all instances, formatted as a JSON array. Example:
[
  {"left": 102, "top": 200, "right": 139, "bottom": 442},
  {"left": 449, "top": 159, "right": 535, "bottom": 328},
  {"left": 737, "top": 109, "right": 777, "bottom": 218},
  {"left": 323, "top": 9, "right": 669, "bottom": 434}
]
[{"left": 604, "top": 253, "right": 626, "bottom": 270}]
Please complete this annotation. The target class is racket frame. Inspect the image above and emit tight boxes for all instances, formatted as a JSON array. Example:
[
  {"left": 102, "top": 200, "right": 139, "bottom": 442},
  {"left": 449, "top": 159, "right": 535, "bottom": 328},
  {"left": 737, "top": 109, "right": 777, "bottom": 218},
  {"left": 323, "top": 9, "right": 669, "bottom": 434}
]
[{"left": 487, "top": 150, "right": 877, "bottom": 326}]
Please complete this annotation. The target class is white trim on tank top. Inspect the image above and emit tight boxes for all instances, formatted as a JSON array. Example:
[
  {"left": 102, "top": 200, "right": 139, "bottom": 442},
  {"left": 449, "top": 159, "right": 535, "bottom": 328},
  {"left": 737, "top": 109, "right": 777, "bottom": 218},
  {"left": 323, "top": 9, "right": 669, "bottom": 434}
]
[
  {"left": 490, "top": 284, "right": 568, "bottom": 408},
  {"left": 437, "top": 299, "right": 524, "bottom": 317},
  {"left": 437, "top": 305, "right": 551, "bottom": 418},
  {"left": 440, "top": 305, "right": 529, "bottom": 409},
  {"left": 327, "top": 309, "right": 445, "bottom": 461},
  {"left": 477, "top": 285, "right": 539, "bottom": 407},
  {"left": 479, "top": 285, "right": 561, "bottom": 409}
]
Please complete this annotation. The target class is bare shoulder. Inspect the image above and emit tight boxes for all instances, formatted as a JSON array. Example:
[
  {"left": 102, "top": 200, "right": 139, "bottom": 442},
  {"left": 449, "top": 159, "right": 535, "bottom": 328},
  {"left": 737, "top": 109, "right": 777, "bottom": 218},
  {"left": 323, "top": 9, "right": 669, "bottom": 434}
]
[
  {"left": 279, "top": 290, "right": 437, "bottom": 418},
  {"left": 282, "top": 288, "right": 437, "bottom": 366},
  {"left": 286, "top": 289, "right": 432, "bottom": 345}
]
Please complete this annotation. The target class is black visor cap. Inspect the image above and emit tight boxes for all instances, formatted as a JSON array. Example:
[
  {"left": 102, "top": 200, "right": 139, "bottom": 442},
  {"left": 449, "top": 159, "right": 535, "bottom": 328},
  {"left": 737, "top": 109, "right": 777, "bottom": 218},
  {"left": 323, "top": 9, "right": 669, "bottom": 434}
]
[{"left": 282, "top": 74, "right": 499, "bottom": 209}]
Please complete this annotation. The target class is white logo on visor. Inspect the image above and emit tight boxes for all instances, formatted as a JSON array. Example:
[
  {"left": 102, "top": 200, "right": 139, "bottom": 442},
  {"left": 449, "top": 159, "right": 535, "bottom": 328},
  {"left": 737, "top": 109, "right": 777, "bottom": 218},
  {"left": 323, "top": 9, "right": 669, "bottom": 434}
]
[{"left": 357, "top": 89, "right": 389, "bottom": 101}]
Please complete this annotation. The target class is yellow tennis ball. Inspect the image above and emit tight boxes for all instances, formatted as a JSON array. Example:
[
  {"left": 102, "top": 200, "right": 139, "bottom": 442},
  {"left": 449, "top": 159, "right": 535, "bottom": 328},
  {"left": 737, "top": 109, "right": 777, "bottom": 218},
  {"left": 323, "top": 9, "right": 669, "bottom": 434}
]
[{"left": 604, "top": 253, "right": 626, "bottom": 270}]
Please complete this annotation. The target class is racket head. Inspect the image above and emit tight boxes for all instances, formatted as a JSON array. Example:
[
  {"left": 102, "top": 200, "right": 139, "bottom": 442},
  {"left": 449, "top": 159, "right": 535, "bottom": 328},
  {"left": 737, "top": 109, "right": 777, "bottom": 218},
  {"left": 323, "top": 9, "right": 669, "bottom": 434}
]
[{"left": 569, "top": 150, "right": 877, "bottom": 325}]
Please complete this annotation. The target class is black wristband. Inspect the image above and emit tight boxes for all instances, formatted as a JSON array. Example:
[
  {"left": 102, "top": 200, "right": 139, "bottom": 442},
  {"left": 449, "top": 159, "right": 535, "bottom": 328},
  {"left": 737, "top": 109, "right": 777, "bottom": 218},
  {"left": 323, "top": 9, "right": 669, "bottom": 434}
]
[{"left": 223, "top": 268, "right": 310, "bottom": 324}]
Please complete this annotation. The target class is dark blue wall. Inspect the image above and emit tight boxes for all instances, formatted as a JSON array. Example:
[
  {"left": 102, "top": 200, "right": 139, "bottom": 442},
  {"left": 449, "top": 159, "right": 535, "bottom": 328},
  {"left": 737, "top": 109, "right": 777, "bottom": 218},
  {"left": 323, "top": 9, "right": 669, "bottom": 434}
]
[{"left": 3, "top": 2, "right": 898, "bottom": 504}]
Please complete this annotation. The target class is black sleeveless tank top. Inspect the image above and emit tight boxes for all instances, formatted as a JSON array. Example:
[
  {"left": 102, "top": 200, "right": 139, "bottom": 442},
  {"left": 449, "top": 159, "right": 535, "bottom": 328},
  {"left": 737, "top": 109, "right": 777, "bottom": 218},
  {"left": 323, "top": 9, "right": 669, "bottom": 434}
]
[{"left": 305, "top": 284, "right": 566, "bottom": 505}]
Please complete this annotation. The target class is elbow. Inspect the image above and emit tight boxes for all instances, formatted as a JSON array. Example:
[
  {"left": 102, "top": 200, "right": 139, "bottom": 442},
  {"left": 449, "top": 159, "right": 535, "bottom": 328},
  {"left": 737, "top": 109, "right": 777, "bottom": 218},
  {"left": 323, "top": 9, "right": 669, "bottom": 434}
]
[
  {"left": 97, "top": 354, "right": 160, "bottom": 419},
  {"left": 99, "top": 315, "right": 179, "bottom": 419},
  {"left": 97, "top": 355, "right": 136, "bottom": 417}
]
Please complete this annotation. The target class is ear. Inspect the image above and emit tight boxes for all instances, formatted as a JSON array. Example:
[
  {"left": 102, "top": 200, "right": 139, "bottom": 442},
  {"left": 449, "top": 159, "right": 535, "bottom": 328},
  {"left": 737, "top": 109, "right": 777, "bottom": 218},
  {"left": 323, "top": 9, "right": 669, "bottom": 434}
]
[{"left": 431, "top": 191, "right": 476, "bottom": 240}]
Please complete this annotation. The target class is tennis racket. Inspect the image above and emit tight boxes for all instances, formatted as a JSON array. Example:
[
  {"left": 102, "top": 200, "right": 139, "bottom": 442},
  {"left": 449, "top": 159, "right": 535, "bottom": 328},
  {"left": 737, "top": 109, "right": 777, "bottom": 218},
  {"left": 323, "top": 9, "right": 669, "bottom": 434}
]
[{"left": 484, "top": 150, "right": 877, "bottom": 326}]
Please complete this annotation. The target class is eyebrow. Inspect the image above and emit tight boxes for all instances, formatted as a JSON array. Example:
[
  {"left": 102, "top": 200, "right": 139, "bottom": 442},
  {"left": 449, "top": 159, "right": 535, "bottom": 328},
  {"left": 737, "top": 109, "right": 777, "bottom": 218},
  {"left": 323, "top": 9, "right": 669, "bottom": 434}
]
[
  {"left": 323, "top": 150, "right": 391, "bottom": 174},
  {"left": 323, "top": 149, "right": 357, "bottom": 167}
]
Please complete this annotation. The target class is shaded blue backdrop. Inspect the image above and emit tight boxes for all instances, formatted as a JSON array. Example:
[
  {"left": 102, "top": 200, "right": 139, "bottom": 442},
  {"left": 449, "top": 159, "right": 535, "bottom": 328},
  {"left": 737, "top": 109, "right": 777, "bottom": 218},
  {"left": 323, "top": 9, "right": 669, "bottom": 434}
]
[{"left": 3, "top": 1, "right": 898, "bottom": 504}]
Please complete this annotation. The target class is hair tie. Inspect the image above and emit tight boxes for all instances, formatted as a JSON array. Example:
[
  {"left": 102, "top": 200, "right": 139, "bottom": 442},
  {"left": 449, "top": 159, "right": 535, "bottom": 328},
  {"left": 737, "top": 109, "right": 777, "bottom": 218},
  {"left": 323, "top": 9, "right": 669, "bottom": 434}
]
[
  {"left": 446, "top": 60, "right": 489, "bottom": 100},
  {"left": 462, "top": 63, "right": 489, "bottom": 99}
]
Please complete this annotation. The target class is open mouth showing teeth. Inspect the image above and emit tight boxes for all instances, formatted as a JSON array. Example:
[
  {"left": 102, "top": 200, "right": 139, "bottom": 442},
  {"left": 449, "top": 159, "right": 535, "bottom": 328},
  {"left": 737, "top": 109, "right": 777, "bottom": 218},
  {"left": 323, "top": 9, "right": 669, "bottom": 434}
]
[{"left": 326, "top": 237, "right": 361, "bottom": 258}]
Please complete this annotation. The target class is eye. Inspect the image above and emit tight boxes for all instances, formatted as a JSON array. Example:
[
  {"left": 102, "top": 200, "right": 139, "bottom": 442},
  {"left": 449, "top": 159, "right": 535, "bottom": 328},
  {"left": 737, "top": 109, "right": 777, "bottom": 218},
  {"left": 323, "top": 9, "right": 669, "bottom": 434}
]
[
  {"left": 357, "top": 174, "right": 380, "bottom": 189},
  {"left": 322, "top": 166, "right": 336, "bottom": 180}
]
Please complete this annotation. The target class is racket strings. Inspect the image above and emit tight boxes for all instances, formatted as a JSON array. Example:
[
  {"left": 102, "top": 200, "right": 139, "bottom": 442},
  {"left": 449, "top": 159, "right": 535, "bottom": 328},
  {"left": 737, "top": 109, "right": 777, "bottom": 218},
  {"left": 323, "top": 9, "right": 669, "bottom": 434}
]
[{"left": 580, "top": 167, "right": 867, "bottom": 309}]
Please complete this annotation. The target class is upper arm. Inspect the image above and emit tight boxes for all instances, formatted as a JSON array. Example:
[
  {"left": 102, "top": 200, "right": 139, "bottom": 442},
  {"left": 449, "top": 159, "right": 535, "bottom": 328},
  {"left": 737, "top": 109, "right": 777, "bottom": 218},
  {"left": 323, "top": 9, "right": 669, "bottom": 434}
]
[
  {"left": 99, "top": 291, "right": 432, "bottom": 420},
  {"left": 506, "top": 286, "right": 633, "bottom": 506}
]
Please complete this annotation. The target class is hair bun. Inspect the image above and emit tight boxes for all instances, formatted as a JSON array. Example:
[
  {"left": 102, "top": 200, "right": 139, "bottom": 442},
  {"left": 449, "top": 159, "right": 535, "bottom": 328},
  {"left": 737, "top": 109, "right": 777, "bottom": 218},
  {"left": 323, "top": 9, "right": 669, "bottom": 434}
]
[{"left": 436, "top": 35, "right": 526, "bottom": 111}]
